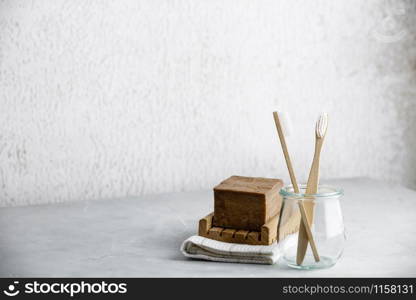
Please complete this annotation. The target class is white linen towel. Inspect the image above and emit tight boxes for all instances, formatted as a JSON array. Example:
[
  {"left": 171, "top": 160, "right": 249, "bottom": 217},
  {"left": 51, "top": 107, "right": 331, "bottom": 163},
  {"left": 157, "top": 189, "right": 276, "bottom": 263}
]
[{"left": 180, "top": 234, "right": 297, "bottom": 265}]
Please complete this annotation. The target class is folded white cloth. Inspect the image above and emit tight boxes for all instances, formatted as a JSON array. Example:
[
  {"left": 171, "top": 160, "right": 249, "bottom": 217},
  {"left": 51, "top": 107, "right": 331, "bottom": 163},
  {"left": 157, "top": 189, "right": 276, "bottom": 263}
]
[{"left": 180, "top": 234, "right": 297, "bottom": 265}]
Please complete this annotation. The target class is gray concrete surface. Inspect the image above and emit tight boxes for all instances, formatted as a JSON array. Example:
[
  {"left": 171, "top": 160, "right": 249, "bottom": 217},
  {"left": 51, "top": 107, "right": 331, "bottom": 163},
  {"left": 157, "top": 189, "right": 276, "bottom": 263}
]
[{"left": 0, "top": 178, "right": 415, "bottom": 277}]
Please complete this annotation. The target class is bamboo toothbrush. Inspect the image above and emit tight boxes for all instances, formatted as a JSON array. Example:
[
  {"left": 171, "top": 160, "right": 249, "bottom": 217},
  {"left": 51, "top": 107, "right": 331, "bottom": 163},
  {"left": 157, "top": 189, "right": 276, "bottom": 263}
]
[
  {"left": 273, "top": 112, "right": 320, "bottom": 262},
  {"left": 296, "top": 113, "right": 328, "bottom": 265}
]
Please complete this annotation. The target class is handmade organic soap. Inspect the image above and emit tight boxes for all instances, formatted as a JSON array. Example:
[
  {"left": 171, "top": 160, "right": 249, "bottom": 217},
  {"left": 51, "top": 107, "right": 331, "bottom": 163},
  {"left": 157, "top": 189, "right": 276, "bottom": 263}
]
[{"left": 213, "top": 176, "right": 283, "bottom": 231}]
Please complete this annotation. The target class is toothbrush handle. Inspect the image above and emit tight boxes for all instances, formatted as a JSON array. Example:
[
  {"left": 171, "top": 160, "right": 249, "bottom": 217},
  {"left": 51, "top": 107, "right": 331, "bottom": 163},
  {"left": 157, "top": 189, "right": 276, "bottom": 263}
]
[
  {"left": 298, "top": 200, "right": 320, "bottom": 262},
  {"left": 296, "top": 139, "right": 323, "bottom": 265},
  {"left": 272, "top": 112, "right": 300, "bottom": 193},
  {"left": 296, "top": 200, "right": 318, "bottom": 265}
]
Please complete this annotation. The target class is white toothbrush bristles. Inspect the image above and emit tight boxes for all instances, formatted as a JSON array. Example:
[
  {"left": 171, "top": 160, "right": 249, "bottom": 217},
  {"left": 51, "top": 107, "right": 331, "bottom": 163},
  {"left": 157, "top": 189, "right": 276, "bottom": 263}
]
[
  {"left": 276, "top": 111, "right": 293, "bottom": 137},
  {"left": 316, "top": 113, "right": 328, "bottom": 138}
]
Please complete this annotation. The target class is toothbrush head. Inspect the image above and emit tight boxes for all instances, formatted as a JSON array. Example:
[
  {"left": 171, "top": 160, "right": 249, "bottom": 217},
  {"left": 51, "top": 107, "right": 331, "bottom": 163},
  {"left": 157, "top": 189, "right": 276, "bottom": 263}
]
[
  {"left": 316, "top": 113, "right": 328, "bottom": 138},
  {"left": 275, "top": 111, "right": 293, "bottom": 137}
]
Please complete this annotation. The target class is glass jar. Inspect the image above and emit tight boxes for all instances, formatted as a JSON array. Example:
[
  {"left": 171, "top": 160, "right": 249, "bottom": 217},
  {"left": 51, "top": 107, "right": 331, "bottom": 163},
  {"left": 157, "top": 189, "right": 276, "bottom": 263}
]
[{"left": 278, "top": 184, "right": 345, "bottom": 269}]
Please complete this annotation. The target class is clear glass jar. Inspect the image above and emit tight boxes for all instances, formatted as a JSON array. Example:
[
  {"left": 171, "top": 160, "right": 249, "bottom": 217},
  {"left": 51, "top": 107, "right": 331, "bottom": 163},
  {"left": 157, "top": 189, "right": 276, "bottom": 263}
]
[{"left": 278, "top": 184, "right": 345, "bottom": 269}]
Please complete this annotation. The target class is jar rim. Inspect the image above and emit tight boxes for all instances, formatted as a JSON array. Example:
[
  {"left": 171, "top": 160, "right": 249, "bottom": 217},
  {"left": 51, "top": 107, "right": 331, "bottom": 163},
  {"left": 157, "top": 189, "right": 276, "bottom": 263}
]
[{"left": 279, "top": 184, "right": 344, "bottom": 198}]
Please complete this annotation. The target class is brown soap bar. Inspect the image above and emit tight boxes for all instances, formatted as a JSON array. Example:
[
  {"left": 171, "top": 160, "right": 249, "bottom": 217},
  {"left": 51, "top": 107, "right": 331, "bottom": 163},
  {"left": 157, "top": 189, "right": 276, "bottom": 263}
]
[{"left": 213, "top": 176, "right": 283, "bottom": 231}]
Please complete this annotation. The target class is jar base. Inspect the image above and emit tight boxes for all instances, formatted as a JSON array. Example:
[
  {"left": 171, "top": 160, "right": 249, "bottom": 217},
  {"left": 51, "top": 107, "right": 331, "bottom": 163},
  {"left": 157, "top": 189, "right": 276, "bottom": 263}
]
[{"left": 283, "top": 255, "right": 337, "bottom": 270}]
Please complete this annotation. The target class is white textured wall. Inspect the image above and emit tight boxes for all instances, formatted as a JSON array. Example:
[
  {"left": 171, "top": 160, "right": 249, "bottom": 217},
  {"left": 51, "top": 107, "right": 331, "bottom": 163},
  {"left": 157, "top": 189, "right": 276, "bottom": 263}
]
[{"left": 0, "top": 0, "right": 415, "bottom": 206}]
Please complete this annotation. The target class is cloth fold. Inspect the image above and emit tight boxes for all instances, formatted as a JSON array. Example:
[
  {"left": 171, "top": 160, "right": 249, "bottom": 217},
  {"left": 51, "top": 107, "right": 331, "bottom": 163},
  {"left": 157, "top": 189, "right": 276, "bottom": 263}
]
[{"left": 180, "top": 234, "right": 297, "bottom": 265}]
